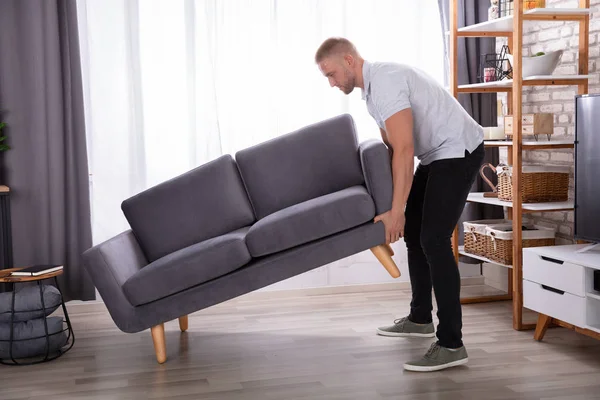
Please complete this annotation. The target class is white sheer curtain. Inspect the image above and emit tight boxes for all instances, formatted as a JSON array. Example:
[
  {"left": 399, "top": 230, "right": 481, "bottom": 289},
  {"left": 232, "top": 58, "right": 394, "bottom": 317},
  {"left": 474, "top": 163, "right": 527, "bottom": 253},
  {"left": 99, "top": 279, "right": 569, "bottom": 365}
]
[{"left": 76, "top": 0, "right": 444, "bottom": 246}]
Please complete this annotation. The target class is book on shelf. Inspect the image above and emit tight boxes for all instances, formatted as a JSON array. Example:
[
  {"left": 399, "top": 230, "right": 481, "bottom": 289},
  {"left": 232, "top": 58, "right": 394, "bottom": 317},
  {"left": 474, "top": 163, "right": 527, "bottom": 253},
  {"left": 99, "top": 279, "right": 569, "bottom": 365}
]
[{"left": 10, "top": 265, "right": 63, "bottom": 276}]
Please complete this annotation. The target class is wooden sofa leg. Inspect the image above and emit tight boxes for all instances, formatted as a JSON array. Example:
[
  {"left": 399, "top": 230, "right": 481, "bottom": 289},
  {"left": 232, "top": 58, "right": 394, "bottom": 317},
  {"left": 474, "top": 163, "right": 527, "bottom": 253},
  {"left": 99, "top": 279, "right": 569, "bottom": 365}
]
[
  {"left": 384, "top": 243, "right": 394, "bottom": 256},
  {"left": 151, "top": 324, "right": 167, "bottom": 364},
  {"left": 179, "top": 315, "right": 188, "bottom": 332},
  {"left": 371, "top": 245, "right": 401, "bottom": 278}
]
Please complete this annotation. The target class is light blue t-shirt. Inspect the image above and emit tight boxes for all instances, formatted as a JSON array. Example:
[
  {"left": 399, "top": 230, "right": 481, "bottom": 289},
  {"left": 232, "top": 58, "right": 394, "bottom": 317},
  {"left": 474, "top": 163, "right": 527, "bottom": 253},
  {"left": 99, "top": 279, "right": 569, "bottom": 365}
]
[{"left": 361, "top": 61, "right": 483, "bottom": 165}]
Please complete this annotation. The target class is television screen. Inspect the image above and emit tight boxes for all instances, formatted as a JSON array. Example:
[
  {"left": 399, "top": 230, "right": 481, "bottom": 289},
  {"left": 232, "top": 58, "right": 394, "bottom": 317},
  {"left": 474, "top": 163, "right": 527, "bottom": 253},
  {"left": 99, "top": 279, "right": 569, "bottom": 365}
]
[{"left": 574, "top": 94, "right": 600, "bottom": 243}]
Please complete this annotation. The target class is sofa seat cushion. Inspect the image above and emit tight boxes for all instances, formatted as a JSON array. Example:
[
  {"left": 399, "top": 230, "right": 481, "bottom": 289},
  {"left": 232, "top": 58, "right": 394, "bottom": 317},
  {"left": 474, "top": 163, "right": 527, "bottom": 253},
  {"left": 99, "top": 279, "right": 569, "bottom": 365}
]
[
  {"left": 246, "top": 185, "right": 375, "bottom": 258},
  {"left": 123, "top": 227, "right": 252, "bottom": 306}
]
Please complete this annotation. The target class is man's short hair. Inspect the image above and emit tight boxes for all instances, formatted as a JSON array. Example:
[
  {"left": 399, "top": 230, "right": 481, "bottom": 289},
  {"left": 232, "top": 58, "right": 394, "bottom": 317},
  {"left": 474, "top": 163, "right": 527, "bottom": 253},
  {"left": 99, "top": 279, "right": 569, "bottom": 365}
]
[{"left": 314, "top": 37, "right": 358, "bottom": 63}]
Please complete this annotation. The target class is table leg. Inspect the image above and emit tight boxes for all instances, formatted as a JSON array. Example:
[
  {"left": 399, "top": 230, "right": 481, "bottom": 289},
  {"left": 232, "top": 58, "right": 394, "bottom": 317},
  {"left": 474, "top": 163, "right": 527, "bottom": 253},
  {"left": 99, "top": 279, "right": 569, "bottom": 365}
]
[
  {"left": 55, "top": 277, "right": 75, "bottom": 352},
  {"left": 5, "top": 193, "right": 12, "bottom": 270},
  {"left": 0, "top": 194, "right": 12, "bottom": 293},
  {"left": 39, "top": 280, "right": 51, "bottom": 361}
]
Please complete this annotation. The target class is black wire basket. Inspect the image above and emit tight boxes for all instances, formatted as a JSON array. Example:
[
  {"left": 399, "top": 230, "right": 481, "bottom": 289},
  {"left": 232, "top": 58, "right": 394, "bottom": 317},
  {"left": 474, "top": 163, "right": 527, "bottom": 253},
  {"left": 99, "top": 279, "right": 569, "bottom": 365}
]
[
  {"left": 498, "top": 0, "right": 514, "bottom": 18},
  {"left": 477, "top": 45, "right": 513, "bottom": 83}
]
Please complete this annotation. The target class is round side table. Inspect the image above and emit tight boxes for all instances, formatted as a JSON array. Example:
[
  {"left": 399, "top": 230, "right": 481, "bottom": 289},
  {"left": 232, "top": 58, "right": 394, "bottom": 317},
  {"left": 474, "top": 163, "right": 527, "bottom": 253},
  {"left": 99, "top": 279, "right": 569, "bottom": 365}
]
[{"left": 0, "top": 267, "right": 75, "bottom": 365}]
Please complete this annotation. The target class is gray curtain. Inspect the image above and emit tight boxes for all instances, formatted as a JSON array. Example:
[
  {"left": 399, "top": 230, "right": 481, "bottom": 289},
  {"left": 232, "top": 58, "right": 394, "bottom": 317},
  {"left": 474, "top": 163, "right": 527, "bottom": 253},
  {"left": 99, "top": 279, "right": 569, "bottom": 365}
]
[
  {"left": 0, "top": 0, "right": 95, "bottom": 301},
  {"left": 438, "top": 0, "right": 504, "bottom": 262}
]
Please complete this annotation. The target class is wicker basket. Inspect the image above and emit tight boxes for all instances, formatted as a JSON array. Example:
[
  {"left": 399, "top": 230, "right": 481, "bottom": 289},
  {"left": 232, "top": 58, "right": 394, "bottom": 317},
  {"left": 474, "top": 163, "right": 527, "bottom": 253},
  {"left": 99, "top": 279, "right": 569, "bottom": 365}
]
[
  {"left": 486, "top": 223, "right": 556, "bottom": 265},
  {"left": 481, "top": 164, "right": 570, "bottom": 203},
  {"left": 463, "top": 219, "right": 508, "bottom": 256}
]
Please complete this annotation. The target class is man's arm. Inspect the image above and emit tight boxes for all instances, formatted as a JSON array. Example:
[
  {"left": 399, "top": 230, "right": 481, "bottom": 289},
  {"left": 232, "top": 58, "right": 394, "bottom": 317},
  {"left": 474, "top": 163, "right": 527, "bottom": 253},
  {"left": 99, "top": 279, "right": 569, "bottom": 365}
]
[
  {"left": 379, "top": 128, "right": 393, "bottom": 158},
  {"left": 385, "top": 108, "right": 414, "bottom": 217}
]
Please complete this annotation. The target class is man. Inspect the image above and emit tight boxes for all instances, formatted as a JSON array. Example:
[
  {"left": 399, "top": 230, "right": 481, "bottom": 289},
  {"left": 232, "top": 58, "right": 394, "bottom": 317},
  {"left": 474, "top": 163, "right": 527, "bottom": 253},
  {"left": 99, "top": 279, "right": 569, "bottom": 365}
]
[{"left": 315, "top": 37, "right": 484, "bottom": 372}]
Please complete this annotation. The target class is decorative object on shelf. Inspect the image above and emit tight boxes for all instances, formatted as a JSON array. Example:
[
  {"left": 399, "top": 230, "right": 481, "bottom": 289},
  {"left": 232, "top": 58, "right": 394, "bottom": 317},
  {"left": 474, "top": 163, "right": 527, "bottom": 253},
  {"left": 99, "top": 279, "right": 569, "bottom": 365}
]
[
  {"left": 488, "top": 0, "right": 500, "bottom": 20},
  {"left": 483, "top": 126, "right": 506, "bottom": 140},
  {"left": 498, "top": 0, "right": 514, "bottom": 17},
  {"left": 481, "top": 163, "right": 570, "bottom": 203},
  {"left": 506, "top": 50, "right": 563, "bottom": 78},
  {"left": 486, "top": 223, "right": 555, "bottom": 265},
  {"left": 504, "top": 112, "right": 554, "bottom": 140},
  {"left": 524, "top": 0, "right": 546, "bottom": 10},
  {"left": 479, "top": 163, "right": 501, "bottom": 198},
  {"left": 477, "top": 45, "right": 513, "bottom": 83},
  {"left": 462, "top": 219, "right": 556, "bottom": 265},
  {"left": 463, "top": 219, "right": 509, "bottom": 256}
]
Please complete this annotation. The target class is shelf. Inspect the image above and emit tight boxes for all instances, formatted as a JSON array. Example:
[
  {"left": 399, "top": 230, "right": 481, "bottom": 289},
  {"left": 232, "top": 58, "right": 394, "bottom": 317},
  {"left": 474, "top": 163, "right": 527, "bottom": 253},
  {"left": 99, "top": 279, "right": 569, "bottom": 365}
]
[
  {"left": 459, "top": 246, "right": 512, "bottom": 268},
  {"left": 448, "top": 0, "right": 591, "bottom": 332},
  {"left": 447, "top": 8, "right": 590, "bottom": 37},
  {"left": 484, "top": 140, "right": 575, "bottom": 149},
  {"left": 467, "top": 193, "right": 574, "bottom": 212},
  {"left": 457, "top": 75, "right": 593, "bottom": 93}
]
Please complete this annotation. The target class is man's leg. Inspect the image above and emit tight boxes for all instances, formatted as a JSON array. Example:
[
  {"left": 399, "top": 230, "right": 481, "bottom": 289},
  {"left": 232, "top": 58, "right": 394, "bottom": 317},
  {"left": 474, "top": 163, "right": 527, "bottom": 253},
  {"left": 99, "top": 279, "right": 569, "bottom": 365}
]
[
  {"left": 405, "top": 163, "right": 434, "bottom": 324},
  {"left": 376, "top": 163, "right": 435, "bottom": 337},
  {"left": 403, "top": 143, "right": 485, "bottom": 372}
]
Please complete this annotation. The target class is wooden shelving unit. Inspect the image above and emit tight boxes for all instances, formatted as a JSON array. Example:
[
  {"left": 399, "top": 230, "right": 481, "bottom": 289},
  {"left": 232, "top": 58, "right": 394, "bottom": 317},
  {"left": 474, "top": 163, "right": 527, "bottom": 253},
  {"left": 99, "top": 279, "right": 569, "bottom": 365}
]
[{"left": 449, "top": 0, "right": 591, "bottom": 331}]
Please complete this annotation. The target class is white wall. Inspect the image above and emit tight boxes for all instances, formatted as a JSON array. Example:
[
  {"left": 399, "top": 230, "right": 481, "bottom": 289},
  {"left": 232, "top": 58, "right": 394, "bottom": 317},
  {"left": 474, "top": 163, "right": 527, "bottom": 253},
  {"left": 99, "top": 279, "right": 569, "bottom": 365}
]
[{"left": 258, "top": 240, "right": 481, "bottom": 292}]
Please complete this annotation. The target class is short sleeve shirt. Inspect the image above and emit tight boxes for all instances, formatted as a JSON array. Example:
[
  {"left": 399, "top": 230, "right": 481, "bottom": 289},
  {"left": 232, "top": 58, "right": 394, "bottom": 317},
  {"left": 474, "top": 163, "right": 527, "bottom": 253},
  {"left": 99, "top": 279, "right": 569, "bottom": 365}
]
[{"left": 361, "top": 61, "right": 483, "bottom": 165}]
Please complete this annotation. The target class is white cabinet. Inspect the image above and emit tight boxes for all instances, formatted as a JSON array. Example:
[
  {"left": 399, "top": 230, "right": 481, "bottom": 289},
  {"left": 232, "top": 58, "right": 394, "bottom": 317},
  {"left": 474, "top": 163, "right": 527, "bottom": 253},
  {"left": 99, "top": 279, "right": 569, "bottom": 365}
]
[{"left": 523, "top": 244, "right": 600, "bottom": 335}]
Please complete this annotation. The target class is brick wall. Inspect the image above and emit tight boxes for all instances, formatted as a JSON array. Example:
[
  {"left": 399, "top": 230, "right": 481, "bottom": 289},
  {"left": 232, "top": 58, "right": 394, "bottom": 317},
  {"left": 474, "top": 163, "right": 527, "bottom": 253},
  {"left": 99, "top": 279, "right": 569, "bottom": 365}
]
[{"left": 485, "top": 0, "right": 599, "bottom": 290}]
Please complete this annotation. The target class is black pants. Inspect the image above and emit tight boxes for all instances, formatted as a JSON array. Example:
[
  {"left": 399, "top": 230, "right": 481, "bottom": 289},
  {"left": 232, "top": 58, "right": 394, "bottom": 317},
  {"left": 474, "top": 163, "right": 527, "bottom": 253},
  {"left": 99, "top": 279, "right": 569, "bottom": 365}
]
[{"left": 404, "top": 142, "right": 485, "bottom": 349}]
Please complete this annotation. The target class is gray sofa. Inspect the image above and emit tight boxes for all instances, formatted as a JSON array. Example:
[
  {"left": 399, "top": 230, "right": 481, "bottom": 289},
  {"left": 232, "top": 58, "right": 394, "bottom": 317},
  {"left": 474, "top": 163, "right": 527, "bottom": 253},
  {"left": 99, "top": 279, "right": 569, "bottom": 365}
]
[{"left": 82, "top": 113, "right": 399, "bottom": 363}]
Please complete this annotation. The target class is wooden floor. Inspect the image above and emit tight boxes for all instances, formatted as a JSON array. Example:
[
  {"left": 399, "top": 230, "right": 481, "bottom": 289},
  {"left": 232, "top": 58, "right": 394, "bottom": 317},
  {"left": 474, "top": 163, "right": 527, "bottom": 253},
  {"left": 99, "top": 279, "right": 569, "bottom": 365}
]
[{"left": 3, "top": 285, "right": 600, "bottom": 400}]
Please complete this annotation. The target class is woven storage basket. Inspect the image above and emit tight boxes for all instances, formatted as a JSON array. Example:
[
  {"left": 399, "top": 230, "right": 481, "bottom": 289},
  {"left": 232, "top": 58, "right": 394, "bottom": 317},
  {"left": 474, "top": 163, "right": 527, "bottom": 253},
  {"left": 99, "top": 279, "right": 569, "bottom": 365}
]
[
  {"left": 497, "top": 165, "right": 569, "bottom": 202},
  {"left": 485, "top": 224, "right": 556, "bottom": 265},
  {"left": 463, "top": 219, "right": 508, "bottom": 256}
]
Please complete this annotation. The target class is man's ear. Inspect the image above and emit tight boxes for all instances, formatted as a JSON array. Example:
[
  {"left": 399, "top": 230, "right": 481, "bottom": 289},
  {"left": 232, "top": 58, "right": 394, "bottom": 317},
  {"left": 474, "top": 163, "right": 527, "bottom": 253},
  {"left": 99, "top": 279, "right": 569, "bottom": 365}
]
[{"left": 344, "top": 54, "right": 354, "bottom": 66}]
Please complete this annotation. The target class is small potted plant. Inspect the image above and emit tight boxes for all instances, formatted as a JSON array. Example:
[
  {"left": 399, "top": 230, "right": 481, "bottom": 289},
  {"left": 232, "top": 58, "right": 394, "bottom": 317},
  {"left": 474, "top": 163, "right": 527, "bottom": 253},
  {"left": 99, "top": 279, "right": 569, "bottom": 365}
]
[{"left": 0, "top": 122, "right": 8, "bottom": 152}]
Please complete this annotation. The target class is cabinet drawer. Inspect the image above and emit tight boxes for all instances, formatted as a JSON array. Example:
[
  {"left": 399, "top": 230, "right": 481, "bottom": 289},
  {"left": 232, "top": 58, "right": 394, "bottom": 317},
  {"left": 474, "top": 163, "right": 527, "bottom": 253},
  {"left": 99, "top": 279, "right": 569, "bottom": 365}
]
[
  {"left": 522, "top": 114, "right": 534, "bottom": 124},
  {"left": 504, "top": 119, "right": 513, "bottom": 134},
  {"left": 523, "top": 249, "right": 585, "bottom": 296},
  {"left": 522, "top": 125, "right": 535, "bottom": 134},
  {"left": 523, "top": 279, "right": 586, "bottom": 327},
  {"left": 504, "top": 113, "right": 553, "bottom": 135}
]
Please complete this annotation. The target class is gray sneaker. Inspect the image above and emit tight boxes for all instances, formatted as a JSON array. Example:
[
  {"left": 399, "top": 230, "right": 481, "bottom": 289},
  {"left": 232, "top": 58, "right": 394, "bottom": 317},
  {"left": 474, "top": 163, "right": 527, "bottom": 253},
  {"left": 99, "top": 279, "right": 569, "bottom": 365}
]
[
  {"left": 403, "top": 342, "right": 468, "bottom": 372},
  {"left": 376, "top": 316, "right": 435, "bottom": 337}
]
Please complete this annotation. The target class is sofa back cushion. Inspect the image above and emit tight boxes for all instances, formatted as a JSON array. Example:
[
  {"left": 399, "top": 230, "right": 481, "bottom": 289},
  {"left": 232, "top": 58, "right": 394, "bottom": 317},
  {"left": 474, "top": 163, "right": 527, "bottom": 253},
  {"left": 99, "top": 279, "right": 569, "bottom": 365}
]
[
  {"left": 235, "top": 114, "right": 365, "bottom": 219},
  {"left": 121, "top": 154, "right": 256, "bottom": 262}
]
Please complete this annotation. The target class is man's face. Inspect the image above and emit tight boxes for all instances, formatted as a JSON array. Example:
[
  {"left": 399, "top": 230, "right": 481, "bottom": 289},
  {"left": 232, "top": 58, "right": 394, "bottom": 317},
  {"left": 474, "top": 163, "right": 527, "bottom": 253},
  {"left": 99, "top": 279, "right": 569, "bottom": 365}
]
[{"left": 318, "top": 55, "right": 356, "bottom": 95}]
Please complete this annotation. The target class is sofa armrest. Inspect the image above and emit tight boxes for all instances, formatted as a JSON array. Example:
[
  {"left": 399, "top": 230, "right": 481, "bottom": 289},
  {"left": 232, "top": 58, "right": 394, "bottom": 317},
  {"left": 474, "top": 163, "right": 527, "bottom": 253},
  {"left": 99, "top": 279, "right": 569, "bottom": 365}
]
[
  {"left": 82, "top": 230, "right": 148, "bottom": 332},
  {"left": 359, "top": 139, "right": 393, "bottom": 215}
]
